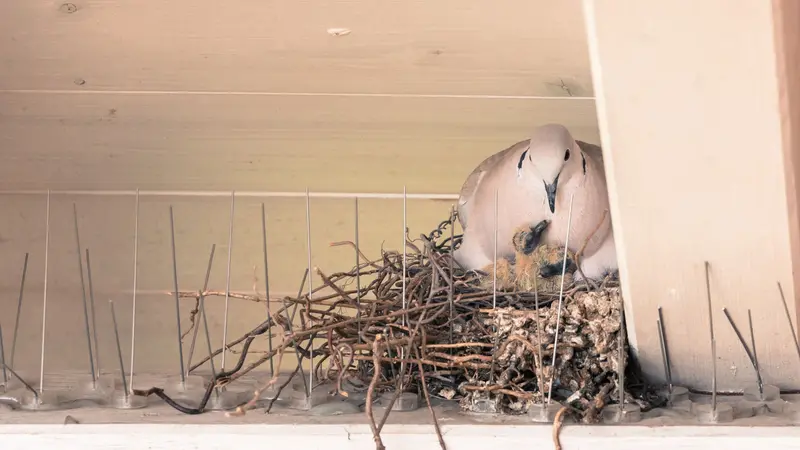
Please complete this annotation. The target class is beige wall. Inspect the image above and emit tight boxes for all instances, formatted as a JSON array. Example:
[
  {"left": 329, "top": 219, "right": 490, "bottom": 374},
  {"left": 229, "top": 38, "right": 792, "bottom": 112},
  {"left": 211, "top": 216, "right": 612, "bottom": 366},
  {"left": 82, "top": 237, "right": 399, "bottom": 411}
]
[
  {"left": 0, "top": 1, "right": 597, "bottom": 378},
  {"left": 4, "top": 0, "right": 799, "bottom": 393},
  {"left": 773, "top": 0, "right": 800, "bottom": 345},
  {"left": 584, "top": 0, "right": 800, "bottom": 390}
]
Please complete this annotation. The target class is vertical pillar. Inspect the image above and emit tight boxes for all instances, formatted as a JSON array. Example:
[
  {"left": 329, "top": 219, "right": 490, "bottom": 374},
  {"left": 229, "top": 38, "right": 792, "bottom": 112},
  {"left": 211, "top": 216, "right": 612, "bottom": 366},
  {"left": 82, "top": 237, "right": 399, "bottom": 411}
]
[{"left": 583, "top": 0, "right": 800, "bottom": 390}]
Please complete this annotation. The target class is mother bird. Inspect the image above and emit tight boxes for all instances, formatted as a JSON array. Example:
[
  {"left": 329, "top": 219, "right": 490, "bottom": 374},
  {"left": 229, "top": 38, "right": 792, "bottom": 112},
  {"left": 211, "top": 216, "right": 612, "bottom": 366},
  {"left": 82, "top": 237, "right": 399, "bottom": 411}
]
[{"left": 452, "top": 123, "right": 618, "bottom": 281}]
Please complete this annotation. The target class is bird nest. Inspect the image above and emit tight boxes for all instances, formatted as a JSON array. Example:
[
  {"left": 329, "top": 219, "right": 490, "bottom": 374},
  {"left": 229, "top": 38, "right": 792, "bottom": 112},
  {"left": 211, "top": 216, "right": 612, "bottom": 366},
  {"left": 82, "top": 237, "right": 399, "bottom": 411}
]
[
  {"left": 456, "top": 289, "right": 624, "bottom": 415},
  {"left": 138, "top": 213, "right": 664, "bottom": 435}
]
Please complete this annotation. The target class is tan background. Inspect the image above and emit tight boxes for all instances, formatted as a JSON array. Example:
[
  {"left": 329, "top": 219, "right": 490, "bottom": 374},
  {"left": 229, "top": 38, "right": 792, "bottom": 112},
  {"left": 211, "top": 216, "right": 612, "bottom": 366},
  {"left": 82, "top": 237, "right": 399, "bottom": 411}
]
[
  {"left": 585, "top": 0, "right": 800, "bottom": 391},
  {"left": 3, "top": 0, "right": 800, "bottom": 393},
  {"left": 0, "top": 1, "right": 597, "bottom": 382}
]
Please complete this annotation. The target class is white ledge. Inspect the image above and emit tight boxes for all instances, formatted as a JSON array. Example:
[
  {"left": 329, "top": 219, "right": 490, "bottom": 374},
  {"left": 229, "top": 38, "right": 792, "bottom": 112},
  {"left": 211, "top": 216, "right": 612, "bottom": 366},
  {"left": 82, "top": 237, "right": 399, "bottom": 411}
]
[{"left": 2, "top": 423, "right": 800, "bottom": 450}]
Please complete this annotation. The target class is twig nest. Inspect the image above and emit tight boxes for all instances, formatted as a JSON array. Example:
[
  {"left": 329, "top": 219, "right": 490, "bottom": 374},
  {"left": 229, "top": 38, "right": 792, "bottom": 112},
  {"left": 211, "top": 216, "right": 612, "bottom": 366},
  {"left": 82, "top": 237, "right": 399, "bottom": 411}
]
[{"left": 182, "top": 214, "right": 649, "bottom": 429}]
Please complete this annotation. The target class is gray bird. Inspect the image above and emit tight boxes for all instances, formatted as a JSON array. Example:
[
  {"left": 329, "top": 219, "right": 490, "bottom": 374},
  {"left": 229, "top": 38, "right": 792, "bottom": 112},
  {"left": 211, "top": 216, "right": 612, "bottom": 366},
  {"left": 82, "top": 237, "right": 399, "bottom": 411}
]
[{"left": 453, "top": 123, "right": 618, "bottom": 281}]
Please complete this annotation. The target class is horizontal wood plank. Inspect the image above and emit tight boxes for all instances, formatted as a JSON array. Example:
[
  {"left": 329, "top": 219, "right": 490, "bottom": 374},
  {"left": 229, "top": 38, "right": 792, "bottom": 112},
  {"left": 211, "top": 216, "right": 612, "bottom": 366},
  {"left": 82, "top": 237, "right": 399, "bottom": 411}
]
[
  {"left": 2, "top": 423, "right": 800, "bottom": 449},
  {"left": 0, "top": 92, "right": 600, "bottom": 192},
  {"left": 0, "top": 0, "right": 592, "bottom": 96}
]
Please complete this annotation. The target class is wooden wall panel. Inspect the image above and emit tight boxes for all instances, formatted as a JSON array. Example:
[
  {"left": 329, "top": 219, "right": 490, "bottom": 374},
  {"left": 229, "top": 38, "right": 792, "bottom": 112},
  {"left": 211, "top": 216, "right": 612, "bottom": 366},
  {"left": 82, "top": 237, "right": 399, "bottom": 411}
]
[
  {"left": 772, "top": 0, "right": 800, "bottom": 346},
  {"left": 0, "top": 0, "right": 592, "bottom": 97},
  {"left": 0, "top": 193, "right": 456, "bottom": 377},
  {"left": 0, "top": 0, "right": 601, "bottom": 379},
  {"left": 0, "top": 93, "right": 599, "bottom": 191},
  {"left": 584, "top": 0, "right": 800, "bottom": 390}
]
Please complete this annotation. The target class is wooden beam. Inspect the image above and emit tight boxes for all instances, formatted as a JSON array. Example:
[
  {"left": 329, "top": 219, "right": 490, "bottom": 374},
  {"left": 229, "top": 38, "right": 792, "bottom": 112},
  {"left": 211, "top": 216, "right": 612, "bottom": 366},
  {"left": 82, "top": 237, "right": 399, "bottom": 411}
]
[
  {"left": 772, "top": 0, "right": 800, "bottom": 354},
  {"left": 2, "top": 423, "right": 800, "bottom": 449},
  {"left": 583, "top": 0, "right": 800, "bottom": 390}
]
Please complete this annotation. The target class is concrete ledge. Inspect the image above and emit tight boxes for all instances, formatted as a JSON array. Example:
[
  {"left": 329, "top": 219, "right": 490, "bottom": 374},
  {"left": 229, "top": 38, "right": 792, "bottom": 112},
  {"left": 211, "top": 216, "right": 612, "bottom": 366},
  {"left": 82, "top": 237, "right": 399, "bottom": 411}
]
[{"left": 2, "top": 424, "right": 800, "bottom": 450}]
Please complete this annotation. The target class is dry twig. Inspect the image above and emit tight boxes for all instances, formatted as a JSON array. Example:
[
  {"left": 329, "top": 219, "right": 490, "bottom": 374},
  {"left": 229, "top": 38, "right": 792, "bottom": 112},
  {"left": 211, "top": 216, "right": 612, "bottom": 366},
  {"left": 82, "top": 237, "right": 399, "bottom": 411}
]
[
  {"left": 367, "top": 334, "right": 386, "bottom": 450},
  {"left": 552, "top": 405, "right": 568, "bottom": 450}
]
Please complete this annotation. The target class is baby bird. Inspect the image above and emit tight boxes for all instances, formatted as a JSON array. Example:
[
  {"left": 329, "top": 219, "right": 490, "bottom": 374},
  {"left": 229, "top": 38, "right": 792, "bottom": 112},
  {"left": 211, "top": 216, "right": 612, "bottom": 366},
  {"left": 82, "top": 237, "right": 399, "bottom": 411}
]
[{"left": 478, "top": 219, "right": 577, "bottom": 294}]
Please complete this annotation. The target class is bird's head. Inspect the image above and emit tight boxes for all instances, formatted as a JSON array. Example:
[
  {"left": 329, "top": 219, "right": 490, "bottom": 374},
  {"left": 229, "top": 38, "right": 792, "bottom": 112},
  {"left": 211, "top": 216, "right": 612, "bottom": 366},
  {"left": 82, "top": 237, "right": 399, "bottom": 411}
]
[{"left": 516, "top": 124, "right": 583, "bottom": 214}]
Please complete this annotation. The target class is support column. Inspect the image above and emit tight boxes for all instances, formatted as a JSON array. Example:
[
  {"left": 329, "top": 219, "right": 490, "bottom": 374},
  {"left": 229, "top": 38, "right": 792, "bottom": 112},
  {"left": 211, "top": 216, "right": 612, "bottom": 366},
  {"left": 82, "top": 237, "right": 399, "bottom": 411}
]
[{"left": 582, "top": 0, "right": 800, "bottom": 390}]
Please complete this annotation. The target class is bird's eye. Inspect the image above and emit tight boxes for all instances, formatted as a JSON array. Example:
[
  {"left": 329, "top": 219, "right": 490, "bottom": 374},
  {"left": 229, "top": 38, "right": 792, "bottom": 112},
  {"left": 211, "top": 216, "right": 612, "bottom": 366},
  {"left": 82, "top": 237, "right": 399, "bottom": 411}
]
[{"left": 564, "top": 149, "right": 570, "bottom": 161}]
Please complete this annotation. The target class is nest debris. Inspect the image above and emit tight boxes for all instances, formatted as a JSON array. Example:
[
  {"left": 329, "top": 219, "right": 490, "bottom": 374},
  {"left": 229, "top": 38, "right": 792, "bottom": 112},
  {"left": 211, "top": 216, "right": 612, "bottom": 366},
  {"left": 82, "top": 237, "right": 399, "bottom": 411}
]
[{"left": 458, "top": 288, "right": 624, "bottom": 415}]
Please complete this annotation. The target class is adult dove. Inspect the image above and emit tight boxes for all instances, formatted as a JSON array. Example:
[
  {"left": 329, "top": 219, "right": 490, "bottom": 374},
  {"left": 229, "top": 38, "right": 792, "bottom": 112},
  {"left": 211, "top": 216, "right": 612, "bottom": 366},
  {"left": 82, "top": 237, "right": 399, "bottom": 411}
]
[{"left": 453, "top": 123, "right": 618, "bottom": 281}]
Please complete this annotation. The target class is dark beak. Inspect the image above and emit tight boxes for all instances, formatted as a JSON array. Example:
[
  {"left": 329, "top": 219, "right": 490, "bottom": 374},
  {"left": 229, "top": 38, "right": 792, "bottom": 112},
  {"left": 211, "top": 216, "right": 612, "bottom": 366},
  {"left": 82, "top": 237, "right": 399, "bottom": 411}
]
[{"left": 544, "top": 176, "right": 559, "bottom": 213}]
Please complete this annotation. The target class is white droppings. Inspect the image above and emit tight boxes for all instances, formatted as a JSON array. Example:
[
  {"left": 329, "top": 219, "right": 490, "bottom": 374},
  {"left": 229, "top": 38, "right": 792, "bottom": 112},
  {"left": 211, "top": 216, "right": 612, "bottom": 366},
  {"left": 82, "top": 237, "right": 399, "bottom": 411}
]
[{"left": 327, "top": 28, "right": 352, "bottom": 36}]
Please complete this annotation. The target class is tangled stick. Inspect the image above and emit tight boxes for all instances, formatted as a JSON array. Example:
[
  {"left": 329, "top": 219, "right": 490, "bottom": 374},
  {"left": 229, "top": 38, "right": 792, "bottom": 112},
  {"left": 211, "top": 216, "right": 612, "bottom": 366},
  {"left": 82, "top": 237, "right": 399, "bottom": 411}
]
[
  {"left": 226, "top": 295, "right": 508, "bottom": 382},
  {"left": 180, "top": 297, "right": 201, "bottom": 340},
  {"left": 133, "top": 331, "right": 262, "bottom": 414},
  {"left": 330, "top": 240, "right": 384, "bottom": 270},
  {"left": 374, "top": 290, "right": 435, "bottom": 434},
  {"left": 264, "top": 365, "right": 301, "bottom": 414},
  {"left": 226, "top": 330, "right": 289, "bottom": 418},
  {"left": 415, "top": 345, "right": 447, "bottom": 450},
  {"left": 329, "top": 343, "right": 355, "bottom": 397},
  {"left": 191, "top": 289, "right": 484, "bottom": 378},
  {"left": 552, "top": 405, "right": 568, "bottom": 450},
  {"left": 581, "top": 382, "right": 614, "bottom": 424},
  {"left": 366, "top": 334, "right": 386, "bottom": 450}
]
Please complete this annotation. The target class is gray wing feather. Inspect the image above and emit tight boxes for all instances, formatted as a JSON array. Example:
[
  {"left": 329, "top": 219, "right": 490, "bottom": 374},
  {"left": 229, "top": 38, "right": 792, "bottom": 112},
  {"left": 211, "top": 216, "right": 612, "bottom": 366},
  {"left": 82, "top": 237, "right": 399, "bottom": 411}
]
[
  {"left": 576, "top": 140, "right": 603, "bottom": 165},
  {"left": 457, "top": 139, "right": 530, "bottom": 230}
]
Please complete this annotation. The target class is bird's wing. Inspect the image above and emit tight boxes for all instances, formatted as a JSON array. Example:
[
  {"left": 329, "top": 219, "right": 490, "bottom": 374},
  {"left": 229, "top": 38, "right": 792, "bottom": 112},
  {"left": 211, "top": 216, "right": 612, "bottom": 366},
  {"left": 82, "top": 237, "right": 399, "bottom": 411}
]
[
  {"left": 576, "top": 140, "right": 603, "bottom": 165},
  {"left": 457, "top": 139, "right": 530, "bottom": 230}
]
